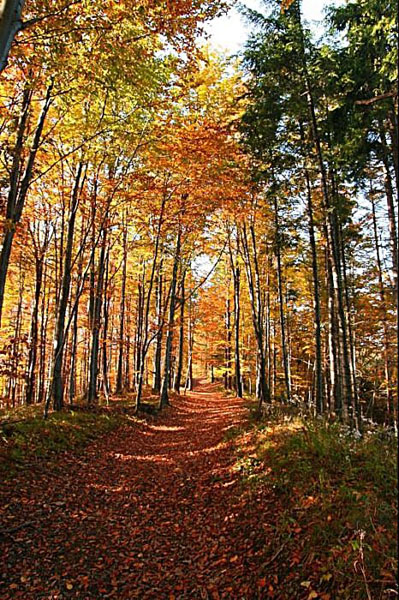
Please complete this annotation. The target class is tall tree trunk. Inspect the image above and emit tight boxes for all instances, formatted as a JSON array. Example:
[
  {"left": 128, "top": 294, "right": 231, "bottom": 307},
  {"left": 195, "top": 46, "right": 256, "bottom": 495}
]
[
  {"left": 229, "top": 232, "right": 243, "bottom": 398},
  {"left": 9, "top": 264, "right": 24, "bottom": 406},
  {"left": 302, "top": 53, "right": 353, "bottom": 421},
  {"left": 224, "top": 296, "right": 232, "bottom": 390},
  {"left": 152, "top": 261, "right": 163, "bottom": 393},
  {"left": 68, "top": 220, "right": 85, "bottom": 405},
  {"left": 371, "top": 193, "right": 396, "bottom": 430},
  {"left": 379, "top": 124, "right": 398, "bottom": 278},
  {"left": 136, "top": 198, "right": 165, "bottom": 409},
  {"left": 0, "top": 82, "right": 52, "bottom": 325},
  {"left": 159, "top": 228, "right": 181, "bottom": 408},
  {"left": 0, "top": 0, "right": 25, "bottom": 72},
  {"left": 173, "top": 272, "right": 186, "bottom": 393},
  {"left": 240, "top": 223, "right": 270, "bottom": 407},
  {"left": 185, "top": 293, "right": 194, "bottom": 392},
  {"left": 303, "top": 165, "right": 323, "bottom": 414},
  {"left": 45, "top": 162, "right": 83, "bottom": 416},
  {"left": 102, "top": 247, "right": 111, "bottom": 403},
  {"left": 266, "top": 260, "right": 272, "bottom": 399},
  {"left": 338, "top": 220, "right": 361, "bottom": 429},
  {"left": 0, "top": 84, "right": 31, "bottom": 325},
  {"left": 25, "top": 255, "right": 44, "bottom": 405},
  {"left": 88, "top": 223, "right": 107, "bottom": 405},
  {"left": 134, "top": 274, "right": 144, "bottom": 392},
  {"left": 116, "top": 222, "right": 127, "bottom": 393},
  {"left": 274, "top": 196, "right": 291, "bottom": 402},
  {"left": 38, "top": 264, "right": 48, "bottom": 403},
  {"left": 68, "top": 285, "right": 79, "bottom": 405},
  {"left": 294, "top": 3, "right": 355, "bottom": 423},
  {"left": 125, "top": 294, "right": 132, "bottom": 390}
]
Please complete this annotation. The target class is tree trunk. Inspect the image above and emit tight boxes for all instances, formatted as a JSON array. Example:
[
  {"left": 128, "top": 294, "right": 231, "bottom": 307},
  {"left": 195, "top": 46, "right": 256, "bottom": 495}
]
[
  {"left": 274, "top": 196, "right": 291, "bottom": 402},
  {"left": 9, "top": 265, "right": 24, "bottom": 406},
  {"left": 0, "top": 82, "right": 52, "bottom": 325},
  {"left": 136, "top": 198, "right": 165, "bottom": 409},
  {"left": 88, "top": 224, "right": 107, "bottom": 405},
  {"left": 224, "top": 296, "right": 232, "bottom": 390},
  {"left": 185, "top": 294, "right": 194, "bottom": 392},
  {"left": 153, "top": 262, "right": 163, "bottom": 393},
  {"left": 371, "top": 192, "right": 396, "bottom": 430},
  {"left": 0, "top": 0, "right": 25, "bottom": 72},
  {"left": 303, "top": 165, "right": 323, "bottom": 414},
  {"left": 25, "top": 256, "right": 44, "bottom": 405},
  {"left": 229, "top": 233, "right": 243, "bottom": 398},
  {"left": 173, "top": 272, "right": 185, "bottom": 393},
  {"left": 134, "top": 275, "right": 144, "bottom": 392},
  {"left": 379, "top": 123, "right": 398, "bottom": 278},
  {"left": 38, "top": 265, "right": 48, "bottom": 403},
  {"left": 240, "top": 223, "right": 270, "bottom": 407},
  {"left": 295, "top": 3, "right": 354, "bottom": 424},
  {"left": 116, "top": 222, "right": 127, "bottom": 393},
  {"left": 159, "top": 228, "right": 181, "bottom": 408},
  {"left": 339, "top": 220, "right": 361, "bottom": 428},
  {"left": 45, "top": 162, "right": 83, "bottom": 415},
  {"left": 102, "top": 247, "right": 111, "bottom": 403}
]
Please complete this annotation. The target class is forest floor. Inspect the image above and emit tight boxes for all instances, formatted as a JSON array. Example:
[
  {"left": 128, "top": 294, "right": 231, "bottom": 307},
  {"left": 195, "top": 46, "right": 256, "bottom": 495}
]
[{"left": 0, "top": 382, "right": 397, "bottom": 599}]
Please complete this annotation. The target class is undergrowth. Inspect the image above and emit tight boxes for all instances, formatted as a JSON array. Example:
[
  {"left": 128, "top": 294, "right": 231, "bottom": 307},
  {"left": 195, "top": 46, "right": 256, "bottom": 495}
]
[
  {"left": 0, "top": 408, "right": 134, "bottom": 479},
  {"left": 0, "top": 386, "right": 164, "bottom": 479},
  {"left": 233, "top": 406, "right": 398, "bottom": 599}
]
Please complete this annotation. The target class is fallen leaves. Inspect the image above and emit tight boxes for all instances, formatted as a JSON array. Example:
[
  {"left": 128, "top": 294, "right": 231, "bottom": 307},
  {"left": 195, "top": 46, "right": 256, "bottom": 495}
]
[
  {"left": 0, "top": 386, "right": 274, "bottom": 598},
  {"left": 1, "top": 383, "right": 394, "bottom": 599}
]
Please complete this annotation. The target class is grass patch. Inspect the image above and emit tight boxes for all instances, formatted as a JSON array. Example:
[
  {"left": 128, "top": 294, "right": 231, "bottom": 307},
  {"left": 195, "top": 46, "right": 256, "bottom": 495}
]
[
  {"left": 0, "top": 385, "right": 167, "bottom": 479},
  {"left": 0, "top": 408, "right": 130, "bottom": 479},
  {"left": 234, "top": 408, "right": 398, "bottom": 599}
]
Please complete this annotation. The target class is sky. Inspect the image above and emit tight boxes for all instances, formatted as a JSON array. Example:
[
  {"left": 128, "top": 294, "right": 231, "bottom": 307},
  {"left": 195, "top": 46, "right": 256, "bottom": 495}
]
[{"left": 205, "top": 0, "right": 342, "bottom": 54}]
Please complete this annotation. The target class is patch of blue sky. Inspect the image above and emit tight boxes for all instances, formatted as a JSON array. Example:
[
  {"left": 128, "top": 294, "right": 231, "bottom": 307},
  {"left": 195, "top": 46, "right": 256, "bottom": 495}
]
[{"left": 204, "top": 0, "right": 345, "bottom": 55}]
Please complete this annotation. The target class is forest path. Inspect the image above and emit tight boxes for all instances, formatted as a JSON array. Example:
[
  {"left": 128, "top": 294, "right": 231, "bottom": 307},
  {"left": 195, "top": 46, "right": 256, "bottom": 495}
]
[{"left": 1, "top": 383, "right": 277, "bottom": 599}]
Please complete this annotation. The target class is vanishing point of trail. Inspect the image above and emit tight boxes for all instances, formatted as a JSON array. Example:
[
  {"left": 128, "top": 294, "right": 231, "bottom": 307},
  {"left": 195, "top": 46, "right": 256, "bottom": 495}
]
[{"left": 1, "top": 383, "right": 278, "bottom": 599}]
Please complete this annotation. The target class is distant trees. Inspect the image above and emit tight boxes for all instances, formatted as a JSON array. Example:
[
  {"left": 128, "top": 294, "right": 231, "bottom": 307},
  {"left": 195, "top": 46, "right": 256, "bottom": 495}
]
[
  {"left": 0, "top": 27, "right": 241, "bottom": 414},
  {"left": 230, "top": 0, "right": 397, "bottom": 427},
  {"left": 0, "top": 0, "right": 396, "bottom": 433}
]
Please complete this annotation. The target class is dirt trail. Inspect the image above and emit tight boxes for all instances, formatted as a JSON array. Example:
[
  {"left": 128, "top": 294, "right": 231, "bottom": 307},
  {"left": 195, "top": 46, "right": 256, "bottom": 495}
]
[{"left": 1, "top": 383, "right": 276, "bottom": 599}]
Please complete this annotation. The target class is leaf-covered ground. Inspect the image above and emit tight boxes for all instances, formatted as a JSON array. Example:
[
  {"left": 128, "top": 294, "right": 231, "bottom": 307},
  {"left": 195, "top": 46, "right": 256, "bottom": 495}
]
[
  {"left": 0, "top": 383, "right": 397, "bottom": 599},
  {"left": 0, "top": 383, "right": 279, "bottom": 599}
]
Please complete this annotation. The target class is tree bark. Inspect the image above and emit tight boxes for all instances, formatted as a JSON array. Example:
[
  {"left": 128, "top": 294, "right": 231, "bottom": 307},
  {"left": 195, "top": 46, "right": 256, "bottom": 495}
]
[
  {"left": 102, "top": 246, "right": 111, "bottom": 403},
  {"left": 152, "top": 261, "right": 163, "bottom": 393},
  {"left": 135, "top": 197, "right": 165, "bottom": 408},
  {"left": 229, "top": 232, "right": 243, "bottom": 398},
  {"left": 45, "top": 162, "right": 83, "bottom": 415},
  {"left": 0, "top": 81, "right": 52, "bottom": 326},
  {"left": 303, "top": 165, "right": 323, "bottom": 413},
  {"left": 240, "top": 223, "right": 270, "bottom": 407},
  {"left": 116, "top": 222, "right": 127, "bottom": 393},
  {"left": 88, "top": 223, "right": 107, "bottom": 405},
  {"left": 25, "top": 255, "right": 44, "bottom": 405},
  {"left": 159, "top": 228, "right": 181, "bottom": 408},
  {"left": 224, "top": 296, "right": 232, "bottom": 390},
  {"left": 173, "top": 272, "right": 185, "bottom": 393},
  {"left": 184, "top": 293, "right": 194, "bottom": 392},
  {"left": 0, "top": 0, "right": 25, "bottom": 72},
  {"left": 274, "top": 196, "right": 291, "bottom": 403},
  {"left": 371, "top": 192, "right": 396, "bottom": 430}
]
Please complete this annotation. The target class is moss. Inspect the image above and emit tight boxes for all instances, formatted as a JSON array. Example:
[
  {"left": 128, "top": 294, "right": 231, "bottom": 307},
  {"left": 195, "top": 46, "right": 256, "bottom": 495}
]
[
  {"left": 233, "top": 411, "right": 398, "bottom": 599},
  {"left": 0, "top": 409, "right": 126, "bottom": 479}
]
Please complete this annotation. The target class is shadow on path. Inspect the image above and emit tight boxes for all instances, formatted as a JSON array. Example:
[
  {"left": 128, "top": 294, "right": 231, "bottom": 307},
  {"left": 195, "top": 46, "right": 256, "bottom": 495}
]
[{"left": 0, "top": 382, "right": 275, "bottom": 599}]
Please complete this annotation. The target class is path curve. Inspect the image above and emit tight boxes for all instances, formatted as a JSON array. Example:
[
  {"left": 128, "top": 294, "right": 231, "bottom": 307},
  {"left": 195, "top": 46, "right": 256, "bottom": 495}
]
[{"left": 1, "top": 383, "right": 275, "bottom": 599}]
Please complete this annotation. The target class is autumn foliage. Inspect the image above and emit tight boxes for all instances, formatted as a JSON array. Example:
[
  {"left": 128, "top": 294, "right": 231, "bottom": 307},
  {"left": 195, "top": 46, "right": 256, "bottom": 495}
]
[{"left": 0, "top": 0, "right": 397, "bottom": 598}]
